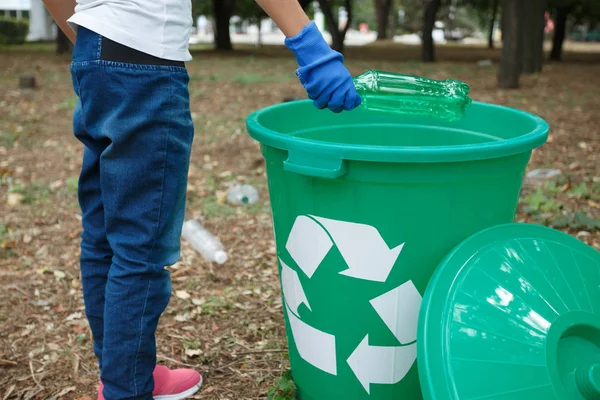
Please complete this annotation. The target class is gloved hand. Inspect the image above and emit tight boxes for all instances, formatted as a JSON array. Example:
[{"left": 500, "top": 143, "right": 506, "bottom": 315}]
[{"left": 285, "top": 22, "right": 362, "bottom": 113}]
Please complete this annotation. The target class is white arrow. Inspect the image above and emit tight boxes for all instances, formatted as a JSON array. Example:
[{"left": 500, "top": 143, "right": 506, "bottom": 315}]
[
  {"left": 311, "top": 216, "right": 404, "bottom": 283},
  {"left": 369, "top": 281, "right": 422, "bottom": 344},
  {"left": 280, "top": 259, "right": 311, "bottom": 314},
  {"left": 347, "top": 335, "right": 417, "bottom": 394},
  {"left": 285, "top": 216, "right": 333, "bottom": 279},
  {"left": 285, "top": 303, "right": 338, "bottom": 375}
]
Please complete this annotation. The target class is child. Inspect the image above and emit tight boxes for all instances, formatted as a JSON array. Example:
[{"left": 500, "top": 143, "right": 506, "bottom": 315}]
[{"left": 41, "top": 0, "right": 361, "bottom": 399}]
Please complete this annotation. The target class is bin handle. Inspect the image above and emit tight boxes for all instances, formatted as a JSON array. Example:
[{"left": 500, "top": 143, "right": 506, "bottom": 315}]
[{"left": 284, "top": 150, "right": 347, "bottom": 179}]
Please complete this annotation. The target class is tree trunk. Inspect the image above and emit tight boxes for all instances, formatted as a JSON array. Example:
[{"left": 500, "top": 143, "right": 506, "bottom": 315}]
[
  {"left": 488, "top": 0, "right": 499, "bottom": 49},
  {"left": 317, "top": 0, "right": 353, "bottom": 54},
  {"left": 550, "top": 6, "right": 569, "bottom": 61},
  {"left": 522, "top": 0, "right": 547, "bottom": 74},
  {"left": 56, "top": 28, "right": 72, "bottom": 54},
  {"left": 422, "top": 0, "right": 442, "bottom": 63},
  {"left": 256, "top": 19, "right": 262, "bottom": 48},
  {"left": 389, "top": 0, "right": 398, "bottom": 37},
  {"left": 212, "top": 0, "right": 235, "bottom": 51},
  {"left": 374, "top": 0, "right": 393, "bottom": 40},
  {"left": 498, "top": 0, "right": 523, "bottom": 88},
  {"left": 299, "top": 0, "right": 312, "bottom": 9},
  {"left": 533, "top": 0, "right": 547, "bottom": 72}
]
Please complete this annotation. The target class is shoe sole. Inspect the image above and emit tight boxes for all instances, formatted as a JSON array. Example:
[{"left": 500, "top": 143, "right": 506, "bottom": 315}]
[{"left": 153, "top": 376, "right": 203, "bottom": 400}]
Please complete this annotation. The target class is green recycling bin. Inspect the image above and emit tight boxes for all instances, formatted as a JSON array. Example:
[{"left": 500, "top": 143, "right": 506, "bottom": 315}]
[{"left": 246, "top": 100, "right": 548, "bottom": 400}]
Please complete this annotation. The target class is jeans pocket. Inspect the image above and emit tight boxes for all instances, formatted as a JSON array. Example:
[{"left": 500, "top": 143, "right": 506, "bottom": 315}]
[{"left": 70, "top": 67, "right": 81, "bottom": 97}]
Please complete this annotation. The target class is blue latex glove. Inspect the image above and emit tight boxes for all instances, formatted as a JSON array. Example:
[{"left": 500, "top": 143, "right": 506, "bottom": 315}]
[{"left": 285, "top": 22, "right": 362, "bottom": 113}]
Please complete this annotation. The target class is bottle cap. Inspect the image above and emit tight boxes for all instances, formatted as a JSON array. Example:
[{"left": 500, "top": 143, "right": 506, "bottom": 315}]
[{"left": 215, "top": 251, "right": 228, "bottom": 265}]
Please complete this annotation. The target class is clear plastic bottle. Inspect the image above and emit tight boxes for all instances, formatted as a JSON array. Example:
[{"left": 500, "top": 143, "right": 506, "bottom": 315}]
[
  {"left": 353, "top": 70, "right": 472, "bottom": 121},
  {"left": 227, "top": 184, "right": 259, "bottom": 205},
  {"left": 181, "top": 220, "right": 228, "bottom": 264}
]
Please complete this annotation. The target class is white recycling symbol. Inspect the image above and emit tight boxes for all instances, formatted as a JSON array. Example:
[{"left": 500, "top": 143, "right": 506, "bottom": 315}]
[{"left": 281, "top": 215, "right": 423, "bottom": 394}]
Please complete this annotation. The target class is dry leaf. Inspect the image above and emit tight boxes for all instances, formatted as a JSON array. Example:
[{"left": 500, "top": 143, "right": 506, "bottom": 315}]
[
  {"left": 174, "top": 313, "right": 191, "bottom": 322},
  {"left": 65, "top": 312, "right": 82, "bottom": 321},
  {"left": 7, "top": 193, "right": 23, "bottom": 207},
  {"left": 175, "top": 290, "right": 191, "bottom": 300},
  {"left": 54, "top": 270, "right": 66, "bottom": 281},
  {"left": 185, "top": 348, "right": 202, "bottom": 357},
  {"left": 191, "top": 298, "right": 205, "bottom": 306}
]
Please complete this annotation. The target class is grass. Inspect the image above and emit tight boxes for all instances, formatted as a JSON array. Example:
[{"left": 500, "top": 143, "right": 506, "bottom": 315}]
[
  {"left": 266, "top": 370, "right": 296, "bottom": 400},
  {"left": 58, "top": 94, "right": 78, "bottom": 111},
  {"left": 66, "top": 176, "right": 79, "bottom": 193},
  {"left": 521, "top": 182, "right": 600, "bottom": 230},
  {"left": 9, "top": 181, "right": 50, "bottom": 204},
  {"left": 0, "top": 130, "right": 17, "bottom": 148}
]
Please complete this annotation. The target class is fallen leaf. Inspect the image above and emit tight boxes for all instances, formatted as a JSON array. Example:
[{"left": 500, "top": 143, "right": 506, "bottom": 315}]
[
  {"left": 191, "top": 298, "right": 205, "bottom": 306},
  {"left": 185, "top": 348, "right": 202, "bottom": 357},
  {"left": 49, "top": 180, "right": 64, "bottom": 191},
  {"left": 54, "top": 270, "right": 66, "bottom": 281},
  {"left": 7, "top": 192, "right": 23, "bottom": 207},
  {"left": 175, "top": 290, "right": 191, "bottom": 300},
  {"left": 174, "top": 313, "right": 191, "bottom": 322},
  {"left": 569, "top": 162, "right": 581, "bottom": 171},
  {"left": 47, "top": 343, "right": 61, "bottom": 351},
  {"left": 65, "top": 312, "right": 82, "bottom": 321}
]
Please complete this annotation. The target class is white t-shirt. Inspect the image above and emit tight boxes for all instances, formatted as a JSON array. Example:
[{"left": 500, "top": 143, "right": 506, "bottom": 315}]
[{"left": 68, "top": 0, "right": 193, "bottom": 61}]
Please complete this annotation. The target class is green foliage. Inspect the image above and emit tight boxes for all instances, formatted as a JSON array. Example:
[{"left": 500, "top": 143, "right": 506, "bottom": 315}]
[
  {"left": 551, "top": 212, "right": 600, "bottom": 231},
  {"left": 549, "top": 0, "right": 600, "bottom": 25},
  {"left": 266, "top": 371, "right": 296, "bottom": 400},
  {"left": 9, "top": 182, "right": 50, "bottom": 204},
  {"left": 521, "top": 182, "right": 600, "bottom": 231},
  {"left": 354, "top": 0, "right": 376, "bottom": 28},
  {"left": 522, "top": 186, "right": 563, "bottom": 215},
  {"left": 0, "top": 224, "right": 8, "bottom": 242},
  {"left": 0, "top": 17, "right": 29, "bottom": 45},
  {"left": 66, "top": 176, "right": 79, "bottom": 193},
  {"left": 192, "top": 0, "right": 212, "bottom": 19},
  {"left": 236, "top": 0, "right": 267, "bottom": 23}
]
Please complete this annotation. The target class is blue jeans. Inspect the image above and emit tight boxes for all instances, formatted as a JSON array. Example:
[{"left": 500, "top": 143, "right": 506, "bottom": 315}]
[{"left": 70, "top": 27, "right": 194, "bottom": 399}]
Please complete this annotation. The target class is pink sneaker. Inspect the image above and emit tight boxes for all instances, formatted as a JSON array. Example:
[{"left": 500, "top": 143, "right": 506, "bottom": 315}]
[{"left": 98, "top": 365, "right": 202, "bottom": 400}]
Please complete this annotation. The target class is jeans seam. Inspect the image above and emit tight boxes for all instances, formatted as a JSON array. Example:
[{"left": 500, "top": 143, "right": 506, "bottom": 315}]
[
  {"left": 71, "top": 59, "right": 187, "bottom": 73},
  {"left": 147, "top": 75, "right": 172, "bottom": 264},
  {"left": 133, "top": 274, "right": 154, "bottom": 397}
]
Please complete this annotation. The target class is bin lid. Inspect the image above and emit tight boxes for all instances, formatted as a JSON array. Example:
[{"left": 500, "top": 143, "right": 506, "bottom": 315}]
[{"left": 418, "top": 223, "right": 600, "bottom": 400}]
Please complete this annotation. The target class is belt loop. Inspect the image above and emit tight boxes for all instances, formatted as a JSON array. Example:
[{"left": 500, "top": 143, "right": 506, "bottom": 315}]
[{"left": 96, "top": 33, "right": 102, "bottom": 61}]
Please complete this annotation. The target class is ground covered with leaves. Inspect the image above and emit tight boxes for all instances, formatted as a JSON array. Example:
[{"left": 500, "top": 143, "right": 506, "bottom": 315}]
[{"left": 1, "top": 43, "right": 599, "bottom": 400}]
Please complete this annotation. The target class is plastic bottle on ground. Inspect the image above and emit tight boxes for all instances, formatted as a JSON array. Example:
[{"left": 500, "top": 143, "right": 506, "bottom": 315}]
[
  {"left": 227, "top": 184, "right": 259, "bottom": 205},
  {"left": 181, "top": 220, "right": 228, "bottom": 264}
]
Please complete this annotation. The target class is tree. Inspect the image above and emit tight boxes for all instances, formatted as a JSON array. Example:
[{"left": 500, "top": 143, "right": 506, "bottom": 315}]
[
  {"left": 498, "top": 0, "right": 523, "bottom": 88},
  {"left": 212, "top": 0, "right": 236, "bottom": 50},
  {"left": 488, "top": 0, "right": 499, "bottom": 48},
  {"left": 236, "top": 0, "right": 267, "bottom": 46},
  {"left": 422, "top": 0, "right": 442, "bottom": 62},
  {"left": 374, "top": 0, "right": 393, "bottom": 39},
  {"left": 549, "top": 0, "right": 600, "bottom": 61},
  {"left": 316, "top": 0, "right": 354, "bottom": 53},
  {"left": 521, "top": 0, "right": 547, "bottom": 73},
  {"left": 56, "top": 28, "right": 72, "bottom": 54},
  {"left": 458, "top": 0, "right": 500, "bottom": 48},
  {"left": 354, "top": 0, "right": 377, "bottom": 29}
]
